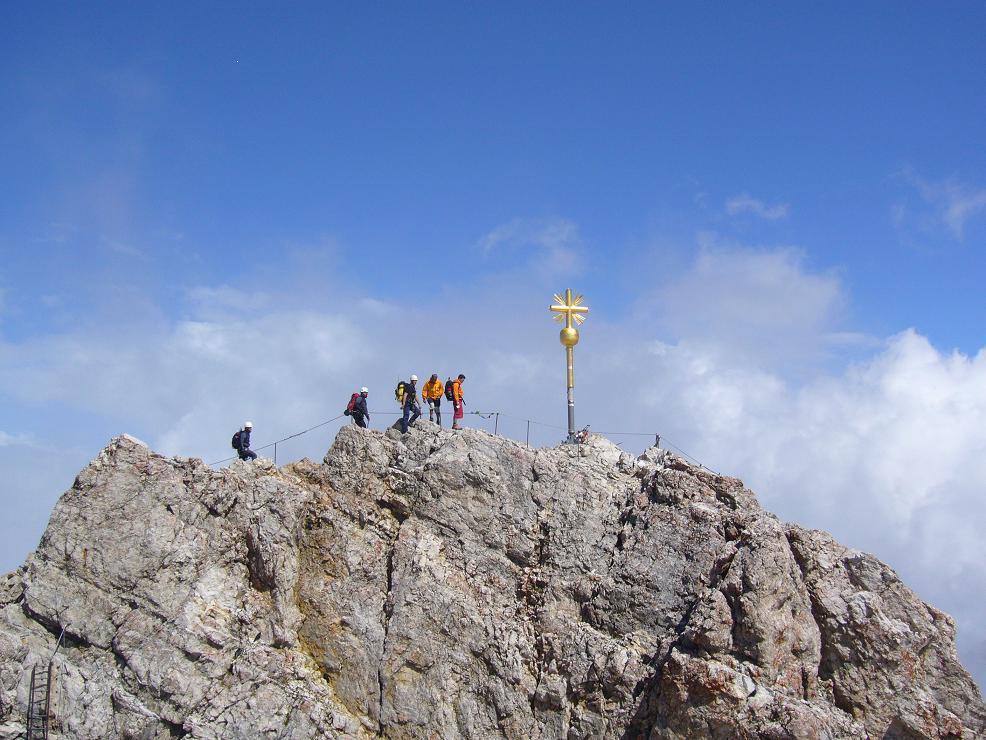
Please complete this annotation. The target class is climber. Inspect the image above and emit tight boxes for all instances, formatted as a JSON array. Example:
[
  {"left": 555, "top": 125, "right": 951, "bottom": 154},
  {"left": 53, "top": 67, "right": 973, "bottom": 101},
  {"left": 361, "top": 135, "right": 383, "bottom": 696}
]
[
  {"left": 422, "top": 374, "right": 444, "bottom": 426},
  {"left": 235, "top": 421, "right": 257, "bottom": 461},
  {"left": 401, "top": 375, "right": 421, "bottom": 434},
  {"left": 352, "top": 387, "right": 370, "bottom": 428},
  {"left": 452, "top": 374, "right": 466, "bottom": 430}
]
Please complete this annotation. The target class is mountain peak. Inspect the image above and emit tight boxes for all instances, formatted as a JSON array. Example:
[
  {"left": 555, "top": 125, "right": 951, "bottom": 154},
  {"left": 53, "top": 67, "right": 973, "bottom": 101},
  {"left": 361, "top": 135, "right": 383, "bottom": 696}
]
[{"left": 1, "top": 423, "right": 982, "bottom": 738}]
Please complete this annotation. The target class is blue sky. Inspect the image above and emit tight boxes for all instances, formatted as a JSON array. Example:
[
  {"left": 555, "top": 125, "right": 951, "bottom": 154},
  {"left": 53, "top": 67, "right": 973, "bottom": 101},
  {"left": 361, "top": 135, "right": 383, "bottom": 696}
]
[{"left": 3, "top": 3, "right": 986, "bottom": 685}]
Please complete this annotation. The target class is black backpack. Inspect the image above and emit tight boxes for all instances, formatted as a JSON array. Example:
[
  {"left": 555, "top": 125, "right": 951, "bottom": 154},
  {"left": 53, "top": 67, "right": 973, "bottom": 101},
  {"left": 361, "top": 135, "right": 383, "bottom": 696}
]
[
  {"left": 444, "top": 378, "right": 454, "bottom": 401},
  {"left": 345, "top": 392, "right": 359, "bottom": 416},
  {"left": 231, "top": 430, "right": 241, "bottom": 450}
]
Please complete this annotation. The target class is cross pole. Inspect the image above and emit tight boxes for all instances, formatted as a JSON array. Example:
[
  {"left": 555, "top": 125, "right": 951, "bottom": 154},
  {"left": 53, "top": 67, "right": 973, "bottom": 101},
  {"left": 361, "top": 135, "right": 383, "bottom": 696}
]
[{"left": 549, "top": 288, "right": 589, "bottom": 442}]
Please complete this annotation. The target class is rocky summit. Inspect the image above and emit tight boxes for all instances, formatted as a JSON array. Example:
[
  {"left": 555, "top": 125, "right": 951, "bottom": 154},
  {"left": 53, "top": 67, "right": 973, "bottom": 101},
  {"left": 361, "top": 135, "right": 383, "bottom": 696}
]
[{"left": 0, "top": 424, "right": 983, "bottom": 739}]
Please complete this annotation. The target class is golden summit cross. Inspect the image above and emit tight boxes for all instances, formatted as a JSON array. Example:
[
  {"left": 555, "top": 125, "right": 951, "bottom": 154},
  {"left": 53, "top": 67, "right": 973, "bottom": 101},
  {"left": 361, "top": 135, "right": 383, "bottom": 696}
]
[{"left": 548, "top": 288, "right": 589, "bottom": 442}]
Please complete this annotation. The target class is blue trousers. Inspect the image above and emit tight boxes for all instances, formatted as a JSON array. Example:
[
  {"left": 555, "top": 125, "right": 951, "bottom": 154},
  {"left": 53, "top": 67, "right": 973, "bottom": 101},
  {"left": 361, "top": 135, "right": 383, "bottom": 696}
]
[{"left": 401, "top": 403, "right": 421, "bottom": 433}]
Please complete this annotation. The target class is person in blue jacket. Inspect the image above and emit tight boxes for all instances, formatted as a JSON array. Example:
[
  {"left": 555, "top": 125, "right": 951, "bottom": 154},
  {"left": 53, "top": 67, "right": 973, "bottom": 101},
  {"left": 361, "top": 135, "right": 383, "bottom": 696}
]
[
  {"left": 237, "top": 421, "right": 257, "bottom": 461},
  {"left": 401, "top": 376, "right": 421, "bottom": 434}
]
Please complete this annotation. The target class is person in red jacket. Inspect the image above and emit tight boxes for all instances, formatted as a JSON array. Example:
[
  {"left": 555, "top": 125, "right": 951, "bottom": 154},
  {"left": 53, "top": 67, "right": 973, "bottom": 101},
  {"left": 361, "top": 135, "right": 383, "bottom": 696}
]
[{"left": 452, "top": 374, "right": 466, "bottom": 430}]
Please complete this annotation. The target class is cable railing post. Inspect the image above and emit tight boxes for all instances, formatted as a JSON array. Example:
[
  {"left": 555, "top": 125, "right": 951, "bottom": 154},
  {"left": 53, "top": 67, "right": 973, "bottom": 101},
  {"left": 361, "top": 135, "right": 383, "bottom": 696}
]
[
  {"left": 526, "top": 420, "right": 530, "bottom": 448},
  {"left": 655, "top": 434, "right": 660, "bottom": 448},
  {"left": 274, "top": 442, "right": 278, "bottom": 466},
  {"left": 494, "top": 413, "right": 499, "bottom": 436}
]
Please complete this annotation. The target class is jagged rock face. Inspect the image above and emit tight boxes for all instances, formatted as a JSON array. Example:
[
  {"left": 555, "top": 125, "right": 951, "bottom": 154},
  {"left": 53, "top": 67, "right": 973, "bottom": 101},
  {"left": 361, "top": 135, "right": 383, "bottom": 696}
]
[{"left": 0, "top": 425, "right": 983, "bottom": 739}]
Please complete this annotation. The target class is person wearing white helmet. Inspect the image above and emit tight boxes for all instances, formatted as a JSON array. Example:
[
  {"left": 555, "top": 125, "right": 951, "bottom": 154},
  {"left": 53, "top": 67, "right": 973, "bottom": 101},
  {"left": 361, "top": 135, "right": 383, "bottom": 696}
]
[
  {"left": 401, "top": 374, "right": 421, "bottom": 434},
  {"left": 235, "top": 421, "right": 257, "bottom": 461},
  {"left": 353, "top": 387, "right": 370, "bottom": 428}
]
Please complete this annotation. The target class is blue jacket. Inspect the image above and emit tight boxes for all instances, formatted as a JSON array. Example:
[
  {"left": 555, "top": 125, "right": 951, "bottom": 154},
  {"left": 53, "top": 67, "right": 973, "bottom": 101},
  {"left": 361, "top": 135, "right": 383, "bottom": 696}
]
[
  {"left": 355, "top": 395, "right": 369, "bottom": 417},
  {"left": 403, "top": 382, "right": 420, "bottom": 410},
  {"left": 239, "top": 428, "right": 252, "bottom": 450}
]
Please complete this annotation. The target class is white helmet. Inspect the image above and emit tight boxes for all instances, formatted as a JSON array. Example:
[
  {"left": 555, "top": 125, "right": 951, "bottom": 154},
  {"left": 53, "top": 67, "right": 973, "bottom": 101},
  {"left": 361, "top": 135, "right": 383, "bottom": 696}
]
[
  {"left": 410, "top": 374, "right": 418, "bottom": 381},
  {"left": 360, "top": 387, "right": 368, "bottom": 393},
  {"left": 244, "top": 421, "right": 253, "bottom": 429}
]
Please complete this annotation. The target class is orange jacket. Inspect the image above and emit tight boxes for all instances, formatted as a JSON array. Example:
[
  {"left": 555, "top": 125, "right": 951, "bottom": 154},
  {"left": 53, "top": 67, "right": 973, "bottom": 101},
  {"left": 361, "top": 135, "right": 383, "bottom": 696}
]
[
  {"left": 422, "top": 377, "right": 444, "bottom": 401},
  {"left": 452, "top": 379, "right": 464, "bottom": 402}
]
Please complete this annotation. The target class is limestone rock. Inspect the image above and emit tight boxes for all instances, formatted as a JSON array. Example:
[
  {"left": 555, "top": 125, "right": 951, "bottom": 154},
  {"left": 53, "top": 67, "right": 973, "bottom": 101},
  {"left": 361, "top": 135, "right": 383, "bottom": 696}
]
[{"left": 0, "top": 426, "right": 982, "bottom": 738}]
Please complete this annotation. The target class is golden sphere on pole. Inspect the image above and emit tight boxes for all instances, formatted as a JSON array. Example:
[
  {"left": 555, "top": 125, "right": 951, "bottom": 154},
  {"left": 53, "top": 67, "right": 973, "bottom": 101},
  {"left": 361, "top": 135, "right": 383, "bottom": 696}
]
[{"left": 559, "top": 326, "right": 580, "bottom": 347}]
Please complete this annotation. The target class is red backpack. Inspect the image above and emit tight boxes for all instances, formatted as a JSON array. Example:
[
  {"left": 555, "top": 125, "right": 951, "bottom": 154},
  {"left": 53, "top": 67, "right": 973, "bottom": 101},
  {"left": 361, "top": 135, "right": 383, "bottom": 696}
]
[{"left": 345, "top": 393, "right": 359, "bottom": 415}]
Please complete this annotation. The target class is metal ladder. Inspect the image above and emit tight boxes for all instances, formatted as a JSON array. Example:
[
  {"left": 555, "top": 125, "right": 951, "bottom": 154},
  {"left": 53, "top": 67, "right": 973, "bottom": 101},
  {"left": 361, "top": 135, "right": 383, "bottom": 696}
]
[{"left": 25, "top": 627, "right": 65, "bottom": 740}]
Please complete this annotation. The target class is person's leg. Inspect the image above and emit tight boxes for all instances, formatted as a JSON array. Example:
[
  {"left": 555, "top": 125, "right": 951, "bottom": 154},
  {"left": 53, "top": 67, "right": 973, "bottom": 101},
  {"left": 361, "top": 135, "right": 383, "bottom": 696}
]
[
  {"left": 241, "top": 449, "right": 257, "bottom": 461},
  {"left": 355, "top": 414, "right": 367, "bottom": 428},
  {"left": 435, "top": 398, "right": 442, "bottom": 427},
  {"left": 401, "top": 405, "right": 410, "bottom": 433},
  {"left": 428, "top": 400, "right": 434, "bottom": 422},
  {"left": 410, "top": 404, "right": 421, "bottom": 426}
]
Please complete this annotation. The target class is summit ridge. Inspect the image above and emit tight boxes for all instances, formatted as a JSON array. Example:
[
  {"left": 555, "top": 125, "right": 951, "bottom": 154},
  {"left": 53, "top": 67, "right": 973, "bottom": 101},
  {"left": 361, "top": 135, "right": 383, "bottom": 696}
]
[{"left": 0, "top": 423, "right": 982, "bottom": 738}]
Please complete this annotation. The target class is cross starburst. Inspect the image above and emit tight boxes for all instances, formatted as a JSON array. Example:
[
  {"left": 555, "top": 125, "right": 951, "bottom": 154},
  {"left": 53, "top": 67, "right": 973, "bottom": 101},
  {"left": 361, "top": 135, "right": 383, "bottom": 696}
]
[{"left": 549, "top": 289, "right": 589, "bottom": 327}]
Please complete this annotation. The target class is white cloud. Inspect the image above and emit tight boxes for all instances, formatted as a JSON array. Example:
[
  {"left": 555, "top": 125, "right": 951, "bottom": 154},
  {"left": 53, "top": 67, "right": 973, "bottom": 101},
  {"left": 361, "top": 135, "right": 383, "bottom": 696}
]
[
  {"left": 477, "top": 217, "right": 583, "bottom": 276},
  {"left": 186, "top": 285, "right": 274, "bottom": 317},
  {"left": 0, "top": 431, "right": 35, "bottom": 447},
  {"left": 725, "top": 194, "right": 789, "bottom": 221},
  {"left": 944, "top": 192, "right": 986, "bottom": 238},
  {"left": 357, "top": 298, "right": 398, "bottom": 317},
  {"left": 102, "top": 237, "right": 146, "bottom": 258},
  {"left": 5, "top": 312, "right": 370, "bottom": 460},
  {"left": 897, "top": 169, "right": 986, "bottom": 241},
  {"left": 652, "top": 245, "right": 848, "bottom": 368}
]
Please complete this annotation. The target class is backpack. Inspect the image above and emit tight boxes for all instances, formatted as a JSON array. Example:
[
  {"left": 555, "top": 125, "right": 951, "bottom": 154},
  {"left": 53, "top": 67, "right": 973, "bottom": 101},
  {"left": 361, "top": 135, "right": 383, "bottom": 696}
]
[
  {"left": 231, "top": 430, "right": 241, "bottom": 450},
  {"left": 395, "top": 381, "right": 407, "bottom": 405},
  {"left": 444, "top": 379, "right": 454, "bottom": 401},
  {"left": 345, "top": 392, "right": 359, "bottom": 416}
]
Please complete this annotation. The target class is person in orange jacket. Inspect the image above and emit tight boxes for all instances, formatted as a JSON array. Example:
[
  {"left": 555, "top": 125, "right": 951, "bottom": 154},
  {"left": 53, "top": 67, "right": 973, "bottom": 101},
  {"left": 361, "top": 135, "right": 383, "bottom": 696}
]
[
  {"left": 452, "top": 374, "right": 466, "bottom": 430},
  {"left": 422, "top": 374, "right": 444, "bottom": 426}
]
